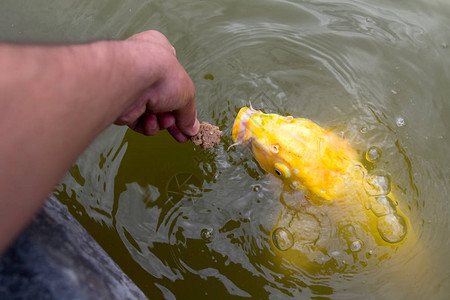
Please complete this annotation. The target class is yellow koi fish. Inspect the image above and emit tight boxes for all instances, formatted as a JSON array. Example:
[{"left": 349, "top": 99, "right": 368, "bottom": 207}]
[{"left": 232, "top": 106, "right": 414, "bottom": 272}]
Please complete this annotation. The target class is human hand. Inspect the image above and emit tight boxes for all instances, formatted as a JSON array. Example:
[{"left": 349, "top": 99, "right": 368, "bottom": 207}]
[
  {"left": 115, "top": 30, "right": 199, "bottom": 142},
  {"left": 0, "top": 31, "right": 199, "bottom": 253}
]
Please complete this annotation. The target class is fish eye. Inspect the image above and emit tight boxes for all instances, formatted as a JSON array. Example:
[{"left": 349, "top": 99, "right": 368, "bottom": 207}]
[{"left": 274, "top": 163, "right": 291, "bottom": 178}]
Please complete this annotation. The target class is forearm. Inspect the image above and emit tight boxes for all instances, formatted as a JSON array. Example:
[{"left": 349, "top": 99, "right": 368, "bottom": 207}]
[
  {"left": 0, "top": 29, "right": 198, "bottom": 253},
  {"left": 0, "top": 41, "right": 151, "bottom": 252}
]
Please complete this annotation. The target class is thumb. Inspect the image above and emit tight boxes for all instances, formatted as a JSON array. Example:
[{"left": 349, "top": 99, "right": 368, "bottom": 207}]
[{"left": 174, "top": 102, "right": 200, "bottom": 137}]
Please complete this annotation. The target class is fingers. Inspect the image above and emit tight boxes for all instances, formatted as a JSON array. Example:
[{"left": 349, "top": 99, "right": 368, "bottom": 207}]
[
  {"left": 156, "top": 112, "right": 190, "bottom": 142},
  {"left": 157, "top": 112, "right": 175, "bottom": 129},
  {"left": 167, "top": 124, "right": 189, "bottom": 143},
  {"left": 173, "top": 97, "right": 199, "bottom": 137},
  {"left": 142, "top": 113, "right": 160, "bottom": 135},
  {"left": 143, "top": 67, "right": 199, "bottom": 138},
  {"left": 122, "top": 30, "right": 199, "bottom": 142},
  {"left": 130, "top": 112, "right": 191, "bottom": 143},
  {"left": 131, "top": 112, "right": 159, "bottom": 136},
  {"left": 172, "top": 75, "right": 199, "bottom": 137}
]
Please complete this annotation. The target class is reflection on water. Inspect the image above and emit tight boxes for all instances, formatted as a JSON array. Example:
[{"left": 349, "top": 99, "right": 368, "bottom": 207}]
[{"left": 2, "top": 0, "right": 449, "bottom": 298}]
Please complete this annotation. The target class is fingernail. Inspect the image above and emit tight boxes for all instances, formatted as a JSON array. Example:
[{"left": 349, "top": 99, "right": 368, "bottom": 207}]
[{"left": 192, "top": 119, "right": 200, "bottom": 133}]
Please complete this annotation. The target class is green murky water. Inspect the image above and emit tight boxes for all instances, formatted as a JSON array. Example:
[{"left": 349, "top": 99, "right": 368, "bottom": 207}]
[{"left": 1, "top": 0, "right": 449, "bottom": 298}]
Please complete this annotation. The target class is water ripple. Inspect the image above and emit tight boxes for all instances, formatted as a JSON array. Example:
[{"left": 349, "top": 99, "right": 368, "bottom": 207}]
[{"left": 47, "top": 0, "right": 450, "bottom": 298}]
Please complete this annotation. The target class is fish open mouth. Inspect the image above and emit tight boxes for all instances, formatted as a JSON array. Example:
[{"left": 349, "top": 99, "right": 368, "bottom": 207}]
[{"left": 232, "top": 107, "right": 258, "bottom": 144}]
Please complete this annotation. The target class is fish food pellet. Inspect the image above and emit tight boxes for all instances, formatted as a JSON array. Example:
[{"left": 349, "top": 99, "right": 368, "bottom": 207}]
[{"left": 190, "top": 122, "right": 223, "bottom": 149}]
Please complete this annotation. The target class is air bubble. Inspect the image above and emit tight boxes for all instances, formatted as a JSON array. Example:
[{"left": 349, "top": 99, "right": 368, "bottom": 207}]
[
  {"left": 330, "top": 251, "right": 340, "bottom": 257},
  {"left": 350, "top": 239, "right": 364, "bottom": 252},
  {"left": 366, "top": 146, "right": 382, "bottom": 163},
  {"left": 364, "top": 171, "right": 392, "bottom": 196},
  {"left": 201, "top": 228, "right": 213, "bottom": 242},
  {"left": 340, "top": 225, "right": 364, "bottom": 252},
  {"left": 396, "top": 117, "right": 406, "bottom": 127},
  {"left": 370, "top": 196, "right": 396, "bottom": 217},
  {"left": 253, "top": 184, "right": 261, "bottom": 192},
  {"left": 360, "top": 127, "right": 368, "bottom": 134},
  {"left": 377, "top": 214, "right": 407, "bottom": 243},
  {"left": 272, "top": 227, "right": 294, "bottom": 251},
  {"left": 340, "top": 224, "right": 358, "bottom": 242}
]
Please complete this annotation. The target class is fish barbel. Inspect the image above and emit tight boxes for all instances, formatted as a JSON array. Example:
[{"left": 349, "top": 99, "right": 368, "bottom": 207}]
[{"left": 232, "top": 106, "right": 414, "bottom": 270}]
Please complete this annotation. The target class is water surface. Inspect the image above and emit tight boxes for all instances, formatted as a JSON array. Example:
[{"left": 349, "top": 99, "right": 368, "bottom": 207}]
[{"left": 1, "top": 0, "right": 449, "bottom": 298}]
